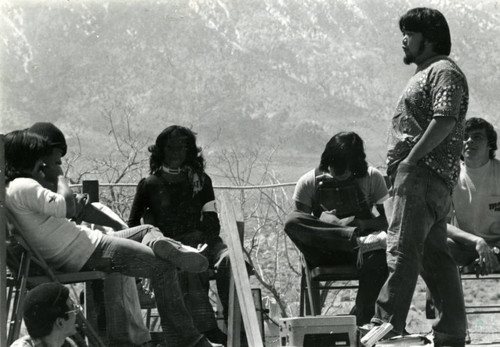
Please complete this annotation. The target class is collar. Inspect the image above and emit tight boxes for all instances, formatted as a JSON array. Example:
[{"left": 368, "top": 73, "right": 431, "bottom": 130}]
[
  {"left": 415, "top": 55, "right": 449, "bottom": 74},
  {"left": 162, "top": 166, "right": 182, "bottom": 175}
]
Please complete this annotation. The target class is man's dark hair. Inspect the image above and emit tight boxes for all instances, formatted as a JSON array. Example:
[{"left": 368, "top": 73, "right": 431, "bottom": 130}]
[
  {"left": 5, "top": 129, "right": 52, "bottom": 182},
  {"left": 23, "top": 283, "right": 71, "bottom": 338},
  {"left": 28, "top": 122, "right": 68, "bottom": 157},
  {"left": 319, "top": 131, "right": 368, "bottom": 178},
  {"left": 399, "top": 7, "right": 451, "bottom": 56},
  {"left": 148, "top": 125, "right": 205, "bottom": 175},
  {"left": 465, "top": 117, "right": 498, "bottom": 159}
]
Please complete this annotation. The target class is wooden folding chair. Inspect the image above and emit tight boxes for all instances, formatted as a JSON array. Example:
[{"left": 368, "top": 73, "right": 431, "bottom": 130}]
[
  {"left": 5, "top": 212, "right": 107, "bottom": 347},
  {"left": 299, "top": 254, "right": 359, "bottom": 317}
]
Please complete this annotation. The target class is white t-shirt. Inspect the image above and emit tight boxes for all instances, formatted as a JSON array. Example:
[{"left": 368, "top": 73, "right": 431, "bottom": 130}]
[
  {"left": 6, "top": 178, "right": 102, "bottom": 272},
  {"left": 293, "top": 166, "right": 389, "bottom": 210},
  {"left": 452, "top": 159, "right": 500, "bottom": 242}
]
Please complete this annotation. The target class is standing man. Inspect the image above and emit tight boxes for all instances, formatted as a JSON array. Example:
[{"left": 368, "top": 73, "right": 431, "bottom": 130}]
[{"left": 362, "top": 8, "right": 468, "bottom": 347}]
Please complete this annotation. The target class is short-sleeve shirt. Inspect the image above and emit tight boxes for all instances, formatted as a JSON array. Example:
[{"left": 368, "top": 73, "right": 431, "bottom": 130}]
[
  {"left": 6, "top": 178, "right": 102, "bottom": 272},
  {"left": 386, "top": 56, "right": 468, "bottom": 191},
  {"left": 293, "top": 167, "right": 389, "bottom": 211},
  {"left": 452, "top": 159, "right": 500, "bottom": 243}
]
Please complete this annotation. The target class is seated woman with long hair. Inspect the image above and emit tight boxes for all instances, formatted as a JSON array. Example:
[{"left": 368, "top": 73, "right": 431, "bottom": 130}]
[{"left": 128, "top": 125, "right": 230, "bottom": 345}]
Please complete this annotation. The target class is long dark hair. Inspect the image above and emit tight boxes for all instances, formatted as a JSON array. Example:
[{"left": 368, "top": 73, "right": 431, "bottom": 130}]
[
  {"left": 5, "top": 129, "right": 52, "bottom": 182},
  {"left": 399, "top": 7, "right": 451, "bottom": 56},
  {"left": 148, "top": 125, "right": 205, "bottom": 175},
  {"left": 318, "top": 131, "right": 368, "bottom": 178}
]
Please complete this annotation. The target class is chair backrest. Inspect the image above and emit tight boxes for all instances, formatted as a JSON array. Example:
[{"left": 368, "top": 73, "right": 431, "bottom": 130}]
[
  {"left": 5, "top": 210, "right": 61, "bottom": 282},
  {"left": 5, "top": 209, "right": 106, "bottom": 347}
]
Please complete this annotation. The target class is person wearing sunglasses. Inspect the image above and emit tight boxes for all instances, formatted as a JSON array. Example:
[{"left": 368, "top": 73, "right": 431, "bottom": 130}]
[{"left": 10, "top": 283, "right": 79, "bottom": 347}]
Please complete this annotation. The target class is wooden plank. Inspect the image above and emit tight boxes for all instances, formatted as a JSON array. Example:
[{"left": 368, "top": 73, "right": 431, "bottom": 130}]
[
  {"left": 227, "top": 275, "right": 242, "bottom": 347},
  {"left": 220, "top": 191, "right": 263, "bottom": 347},
  {"left": 0, "top": 134, "right": 6, "bottom": 347}
]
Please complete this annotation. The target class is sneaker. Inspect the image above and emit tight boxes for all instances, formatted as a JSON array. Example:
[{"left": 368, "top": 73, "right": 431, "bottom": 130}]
[
  {"left": 152, "top": 238, "right": 209, "bottom": 273},
  {"left": 359, "top": 322, "right": 394, "bottom": 346},
  {"left": 356, "top": 231, "right": 387, "bottom": 267}
]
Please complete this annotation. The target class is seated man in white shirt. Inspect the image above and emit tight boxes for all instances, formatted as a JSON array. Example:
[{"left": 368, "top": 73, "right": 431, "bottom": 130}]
[
  {"left": 427, "top": 118, "right": 500, "bottom": 318},
  {"left": 447, "top": 117, "right": 500, "bottom": 273},
  {"left": 27, "top": 122, "right": 150, "bottom": 347}
]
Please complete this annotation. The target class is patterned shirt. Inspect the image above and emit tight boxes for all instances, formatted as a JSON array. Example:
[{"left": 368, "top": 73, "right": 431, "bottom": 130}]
[{"left": 387, "top": 55, "right": 469, "bottom": 191}]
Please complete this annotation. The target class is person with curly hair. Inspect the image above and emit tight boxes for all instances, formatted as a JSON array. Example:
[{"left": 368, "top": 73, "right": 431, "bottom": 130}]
[{"left": 129, "top": 125, "right": 231, "bottom": 346}]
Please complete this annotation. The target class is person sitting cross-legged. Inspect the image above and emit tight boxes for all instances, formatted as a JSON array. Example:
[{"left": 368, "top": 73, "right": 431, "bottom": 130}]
[
  {"left": 10, "top": 283, "right": 79, "bottom": 347},
  {"left": 284, "top": 131, "right": 389, "bottom": 325},
  {"left": 5, "top": 129, "right": 220, "bottom": 347}
]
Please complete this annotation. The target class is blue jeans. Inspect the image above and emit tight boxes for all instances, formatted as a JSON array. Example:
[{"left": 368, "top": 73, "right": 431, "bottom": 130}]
[
  {"left": 372, "top": 163, "right": 466, "bottom": 344},
  {"left": 285, "top": 211, "right": 388, "bottom": 325},
  {"left": 81, "top": 225, "right": 204, "bottom": 347}
]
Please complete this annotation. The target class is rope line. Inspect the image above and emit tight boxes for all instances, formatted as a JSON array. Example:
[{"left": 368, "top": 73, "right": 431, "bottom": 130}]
[{"left": 70, "top": 182, "right": 297, "bottom": 190}]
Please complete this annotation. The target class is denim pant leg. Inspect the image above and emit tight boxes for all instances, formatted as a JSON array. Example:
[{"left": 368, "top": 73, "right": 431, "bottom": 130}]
[
  {"left": 372, "top": 164, "right": 445, "bottom": 333},
  {"left": 103, "top": 274, "right": 151, "bottom": 346},
  {"left": 284, "top": 210, "right": 358, "bottom": 267},
  {"left": 421, "top": 222, "right": 466, "bottom": 344},
  {"left": 82, "top": 225, "right": 204, "bottom": 347},
  {"left": 355, "top": 250, "right": 388, "bottom": 325}
]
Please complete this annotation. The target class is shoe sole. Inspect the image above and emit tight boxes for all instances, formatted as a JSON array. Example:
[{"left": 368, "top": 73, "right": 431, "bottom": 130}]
[
  {"left": 360, "top": 322, "right": 394, "bottom": 346},
  {"left": 153, "top": 239, "right": 209, "bottom": 273}
]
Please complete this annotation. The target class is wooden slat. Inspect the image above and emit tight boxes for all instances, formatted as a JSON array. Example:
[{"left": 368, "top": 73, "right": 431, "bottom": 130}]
[
  {"left": 0, "top": 134, "right": 6, "bottom": 347},
  {"left": 220, "top": 191, "right": 263, "bottom": 347}
]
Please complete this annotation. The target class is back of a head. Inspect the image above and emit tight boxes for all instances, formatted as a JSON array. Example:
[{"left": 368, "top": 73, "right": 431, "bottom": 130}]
[
  {"left": 28, "top": 122, "right": 67, "bottom": 157},
  {"left": 399, "top": 7, "right": 451, "bottom": 56},
  {"left": 23, "top": 283, "right": 70, "bottom": 339},
  {"left": 5, "top": 129, "right": 52, "bottom": 182}
]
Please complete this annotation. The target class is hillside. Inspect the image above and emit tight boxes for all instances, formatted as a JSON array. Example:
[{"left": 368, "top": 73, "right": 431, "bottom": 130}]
[{"left": 1, "top": 0, "right": 500, "bottom": 182}]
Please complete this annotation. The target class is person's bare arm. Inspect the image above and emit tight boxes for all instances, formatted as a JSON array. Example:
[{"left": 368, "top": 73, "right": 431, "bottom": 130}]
[
  {"left": 403, "top": 117, "right": 457, "bottom": 165},
  {"left": 448, "top": 223, "right": 499, "bottom": 274},
  {"left": 56, "top": 176, "right": 76, "bottom": 218}
]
